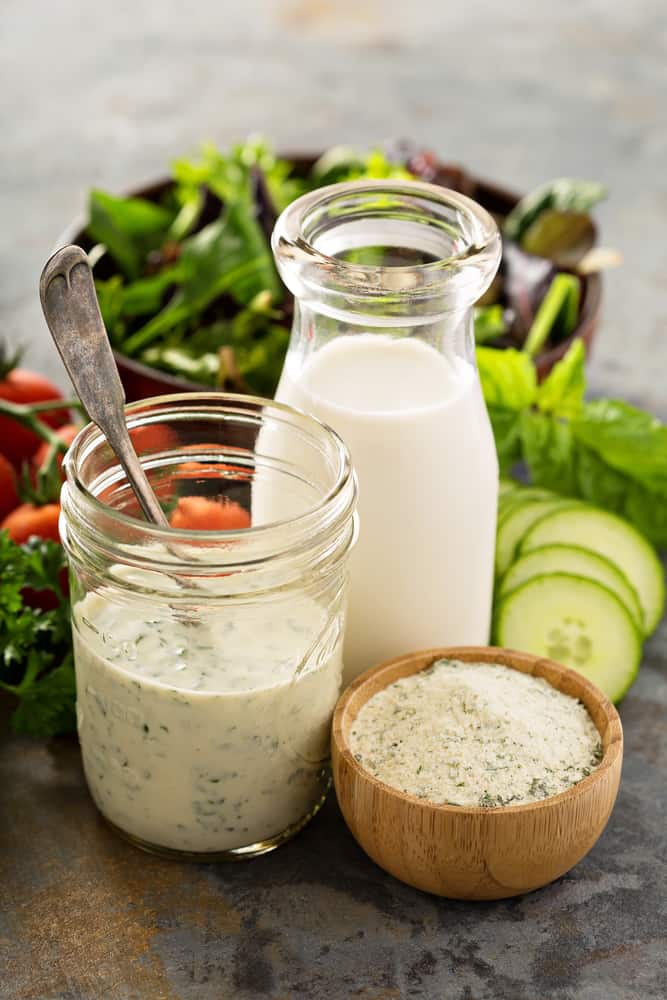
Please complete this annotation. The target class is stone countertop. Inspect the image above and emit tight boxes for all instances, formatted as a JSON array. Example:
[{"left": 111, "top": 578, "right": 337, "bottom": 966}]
[
  {"left": 1, "top": 2, "right": 666, "bottom": 997},
  {"left": 1, "top": 626, "right": 666, "bottom": 1000}
]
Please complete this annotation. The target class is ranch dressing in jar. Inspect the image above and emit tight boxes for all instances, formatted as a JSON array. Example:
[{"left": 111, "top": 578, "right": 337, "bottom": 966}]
[{"left": 60, "top": 394, "right": 357, "bottom": 859}]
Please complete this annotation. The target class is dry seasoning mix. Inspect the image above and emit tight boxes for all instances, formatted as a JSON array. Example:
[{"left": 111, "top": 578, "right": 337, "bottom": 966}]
[{"left": 349, "top": 659, "right": 603, "bottom": 808}]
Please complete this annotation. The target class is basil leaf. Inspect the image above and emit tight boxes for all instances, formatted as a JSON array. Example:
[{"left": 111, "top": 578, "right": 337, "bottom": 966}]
[
  {"left": 486, "top": 406, "right": 523, "bottom": 473},
  {"left": 476, "top": 347, "right": 537, "bottom": 410},
  {"left": 476, "top": 348, "right": 537, "bottom": 473},
  {"left": 573, "top": 400, "right": 667, "bottom": 491},
  {"left": 537, "top": 338, "right": 586, "bottom": 419},
  {"left": 520, "top": 414, "right": 667, "bottom": 547},
  {"left": 520, "top": 410, "right": 578, "bottom": 494},
  {"left": 575, "top": 444, "right": 667, "bottom": 547}
]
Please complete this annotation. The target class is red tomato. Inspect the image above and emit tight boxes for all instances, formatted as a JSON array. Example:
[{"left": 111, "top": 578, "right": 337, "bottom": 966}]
[
  {"left": 177, "top": 443, "right": 252, "bottom": 481},
  {"left": 0, "top": 368, "right": 69, "bottom": 468},
  {"left": 0, "top": 453, "right": 19, "bottom": 521},
  {"left": 170, "top": 496, "right": 251, "bottom": 531},
  {"left": 1, "top": 503, "right": 61, "bottom": 543},
  {"left": 31, "top": 423, "right": 80, "bottom": 479},
  {"left": 129, "top": 423, "right": 176, "bottom": 456}
]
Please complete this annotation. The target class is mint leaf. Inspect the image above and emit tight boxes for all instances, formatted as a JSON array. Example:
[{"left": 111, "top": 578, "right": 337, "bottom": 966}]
[{"left": 537, "top": 339, "right": 586, "bottom": 419}]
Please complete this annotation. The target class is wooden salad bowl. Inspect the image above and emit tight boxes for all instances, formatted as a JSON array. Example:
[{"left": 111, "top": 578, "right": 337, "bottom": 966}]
[
  {"left": 332, "top": 646, "right": 623, "bottom": 901},
  {"left": 61, "top": 159, "right": 602, "bottom": 403}
]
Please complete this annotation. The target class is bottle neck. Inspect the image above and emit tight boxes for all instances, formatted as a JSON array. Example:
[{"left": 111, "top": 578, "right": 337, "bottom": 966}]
[
  {"left": 286, "top": 299, "right": 476, "bottom": 373},
  {"left": 272, "top": 179, "right": 500, "bottom": 375}
]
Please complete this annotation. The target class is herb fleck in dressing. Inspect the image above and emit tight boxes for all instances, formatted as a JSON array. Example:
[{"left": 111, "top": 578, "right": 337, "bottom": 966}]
[
  {"left": 349, "top": 659, "right": 602, "bottom": 808},
  {"left": 73, "top": 591, "right": 343, "bottom": 853}
]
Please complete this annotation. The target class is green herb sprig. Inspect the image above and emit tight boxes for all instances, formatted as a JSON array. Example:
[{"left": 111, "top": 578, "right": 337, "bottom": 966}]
[
  {"left": 478, "top": 339, "right": 667, "bottom": 547},
  {"left": 0, "top": 532, "right": 75, "bottom": 737}
]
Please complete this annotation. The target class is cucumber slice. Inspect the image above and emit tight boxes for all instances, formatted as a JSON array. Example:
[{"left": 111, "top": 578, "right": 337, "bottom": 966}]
[
  {"left": 499, "top": 479, "right": 518, "bottom": 498},
  {"left": 495, "top": 497, "right": 579, "bottom": 579},
  {"left": 521, "top": 507, "right": 665, "bottom": 635},
  {"left": 499, "top": 544, "right": 644, "bottom": 633},
  {"left": 495, "top": 573, "right": 641, "bottom": 702},
  {"left": 497, "top": 487, "right": 554, "bottom": 524}
]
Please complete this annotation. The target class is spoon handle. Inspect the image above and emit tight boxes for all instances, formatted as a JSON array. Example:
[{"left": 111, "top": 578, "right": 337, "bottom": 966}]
[{"left": 39, "top": 245, "right": 169, "bottom": 527}]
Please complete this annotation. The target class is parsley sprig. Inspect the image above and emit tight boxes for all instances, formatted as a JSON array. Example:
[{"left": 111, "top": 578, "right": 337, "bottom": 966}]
[{"left": 0, "top": 532, "right": 75, "bottom": 736}]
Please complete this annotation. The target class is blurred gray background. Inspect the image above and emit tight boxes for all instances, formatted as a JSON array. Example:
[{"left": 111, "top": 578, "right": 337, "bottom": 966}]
[{"left": 2, "top": 0, "right": 666, "bottom": 414}]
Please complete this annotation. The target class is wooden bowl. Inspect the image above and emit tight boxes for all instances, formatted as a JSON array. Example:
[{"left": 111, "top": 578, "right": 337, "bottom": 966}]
[
  {"left": 332, "top": 646, "right": 623, "bottom": 901},
  {"left": 60, "top": 159, "right": 602, "bottom": 402}
]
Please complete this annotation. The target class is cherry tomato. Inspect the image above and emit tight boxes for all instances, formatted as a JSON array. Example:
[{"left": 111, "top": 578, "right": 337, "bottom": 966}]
[
  {"left": 1, "top": 503, "right": 61, "bottom": 544},
  {"left": 31, "top": 424, "right": 80, "bottom": 480},
  {"left": 169, "top": 496, "right": 251, "bottom": 531},
  {"left": 0, "top": 369, "right": 68, "bottom": 468},
  {"left": 129, "top": 423, "right": 177, "bottom": 456},
  {"left": 0, "top": 453, "right": 19, "bottom": 522},
  {"left": 177, "top": 443, "right": 252, "bottom": 481}
]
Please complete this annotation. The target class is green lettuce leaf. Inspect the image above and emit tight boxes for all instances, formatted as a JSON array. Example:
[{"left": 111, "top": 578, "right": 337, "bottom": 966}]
[
  {"left": 122, "top": 205, "right": 281, "bottom": 356},
  {"left": 536, "top": 337, "right": 586, "bottom": 419},
  {"left": 88, "top": 190, "right": 174, "bottom": 279},
  {"left": 504, "top": 178, "right": 608, "bottom": 243}
]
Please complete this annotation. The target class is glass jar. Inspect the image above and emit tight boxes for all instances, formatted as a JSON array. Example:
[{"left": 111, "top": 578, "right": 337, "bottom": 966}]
[
  {"left": 60, "top": 393, "right": 357, "bottom": 860},
  {"left": 271, "top": 180, "right": 502, "bottom": 684}
]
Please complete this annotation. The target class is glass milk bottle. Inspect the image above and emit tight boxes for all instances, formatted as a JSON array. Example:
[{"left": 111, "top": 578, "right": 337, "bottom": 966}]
[{"left": 271, "top": 180, "right": 501, "bottom": 684}]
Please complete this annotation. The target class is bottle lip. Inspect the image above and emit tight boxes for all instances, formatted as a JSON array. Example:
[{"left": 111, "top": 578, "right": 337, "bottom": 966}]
[
  {"left": 271, "top": 178, "right": 501, "bottom": 318},
  {"left": 61, "top": 392, "right": 357, "bottom": 582}
]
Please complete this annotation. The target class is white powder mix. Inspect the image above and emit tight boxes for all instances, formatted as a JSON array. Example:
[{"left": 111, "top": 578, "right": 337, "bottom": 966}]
[{"left": 349, "top": 659, "right": 603, "bottom": 808}]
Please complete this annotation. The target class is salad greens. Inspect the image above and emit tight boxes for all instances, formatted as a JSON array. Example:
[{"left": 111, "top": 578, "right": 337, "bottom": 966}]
[
  {"left": 85, "top": 138, "right": 610, "bottom": 391},
  {"left": 0, "top": 533, "right": 75, "bottom": 737},
  {"left": 88, "top": 139, "right": 413, "bottom": 395},
  {"left": 522, "top": 273, "right": 580, "bottom": 358},
  {"left": 478, "top": 339, "right": 667, "bottom": 547}
]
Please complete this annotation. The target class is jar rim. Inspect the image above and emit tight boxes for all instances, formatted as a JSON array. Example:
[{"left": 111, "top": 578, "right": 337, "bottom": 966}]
[
  {"left": 62, "top": 392, "right": 357, "bottom": 579},
  {"left": 271, "top": 179, "right": 501, "bottom": 322},
  {"left": 272, "top": 178, "right": 499, "bottom": 275}
]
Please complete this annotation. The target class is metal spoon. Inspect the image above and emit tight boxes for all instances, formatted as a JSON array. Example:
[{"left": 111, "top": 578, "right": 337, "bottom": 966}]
[{"left": 39, "top": 245, "right": 169, "bottom": 527}]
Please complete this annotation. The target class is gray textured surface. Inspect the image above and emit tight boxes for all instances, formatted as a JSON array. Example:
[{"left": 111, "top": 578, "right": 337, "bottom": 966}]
[{"left": 1, "top": 1, "right": 666, "bottom": 998}]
